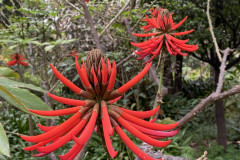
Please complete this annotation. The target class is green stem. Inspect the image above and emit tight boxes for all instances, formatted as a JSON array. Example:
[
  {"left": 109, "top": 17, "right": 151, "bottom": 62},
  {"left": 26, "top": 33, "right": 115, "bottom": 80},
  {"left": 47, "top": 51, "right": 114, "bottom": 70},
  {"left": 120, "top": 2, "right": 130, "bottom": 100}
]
[{"left": 157, "top": 56, "right": 165, "bottom": 95}]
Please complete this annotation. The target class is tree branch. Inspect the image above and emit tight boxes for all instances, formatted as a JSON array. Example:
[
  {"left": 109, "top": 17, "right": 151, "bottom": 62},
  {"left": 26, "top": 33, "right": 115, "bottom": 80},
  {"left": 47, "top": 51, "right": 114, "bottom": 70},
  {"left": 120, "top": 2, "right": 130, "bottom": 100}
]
[
  {"left": 216, "top": 47, "right": 231, "bottom": 94},
  {"left": 79, "top": 0, "right": 102, "bottom": 50},
  {"left": 207, "top": 0, "right": 222, "bottom": 61},
  {"left": 99, "top": 0, "right": 131, "bottom": 38},
  {"left": 178, "top": 85, "right": 240, "bottom": 128}
]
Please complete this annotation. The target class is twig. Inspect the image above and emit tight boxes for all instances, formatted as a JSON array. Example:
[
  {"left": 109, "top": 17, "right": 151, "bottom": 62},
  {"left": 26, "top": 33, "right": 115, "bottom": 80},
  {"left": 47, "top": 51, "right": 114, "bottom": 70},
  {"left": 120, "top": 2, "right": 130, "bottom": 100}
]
[
  {"left": 206, "top": 0, "right": 222, "bottom": 61},
  {"left": 99, "top": 0, "right": 131, "bottom": 38},
  {"left": 79, "top": 0, "right": 102, "bottom": 50},
  {"left": 65, "top": 0, "right": 84, "bottom": 14}
]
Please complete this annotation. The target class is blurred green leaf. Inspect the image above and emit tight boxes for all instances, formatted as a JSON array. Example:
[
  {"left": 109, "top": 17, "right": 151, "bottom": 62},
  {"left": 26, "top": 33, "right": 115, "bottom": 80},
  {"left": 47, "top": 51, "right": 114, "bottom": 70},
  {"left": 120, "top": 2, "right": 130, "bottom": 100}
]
[
  {"left": 0, "top": 122, "right": 10, "bottom": 157},
  {"left": 0, "top": 85, "right": 55, "bottom": 118},
  {"left": 0, "top": 77, "right": 43, "bottom": 93},
  {"left": 0, "top": 67, "right": 19, "bottom": 79}
]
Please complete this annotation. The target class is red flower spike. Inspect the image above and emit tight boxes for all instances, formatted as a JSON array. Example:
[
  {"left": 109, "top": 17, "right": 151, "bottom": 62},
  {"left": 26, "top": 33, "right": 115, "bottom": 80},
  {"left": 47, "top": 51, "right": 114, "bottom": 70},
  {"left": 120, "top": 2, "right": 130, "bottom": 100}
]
[
  {"left": 118, "top": 106, "right": 160, "bottom": 119},
  {"left": 36, "top": 114, "right": 90, "bottom": 153},
  {"left": 117, "top": 62, "right": 152, "bottom": 94},
  {"left": 101, "top": 58, "right": 108, "bottom": 84},
  {"left": 172, "top": 29, "right": 194, "bottom": 36},
  {"left": 116, "top": 116, "right": 171, "bottom": 147},
  {"left": 47, "top": 93, "right": 88, "bottom": 106},
  {"left": 7, "top": 53, "right": 28, "bottom": 66},
  {"left": 75, "top": 57, "right": 91, "bottom": 89},
  {"left": 171, "top": 15, "right": 188, "bottom": 30},
  {"left": 120, "top": 111, "right": 179, "bottom": 131},
  {"left": 107, "top": 61, "right": 116, "bottom": 91},
  {"left": 109, "top": 96, "right": 122, "bottom": 104},
  {"left": 73, "top": 104, "right": 99, "bottom": 145},
  {"left": 21, "top": 49, "right": 179, "bottom": 159},
  {"left": 132, "top": 32, "right": 157, "bottom": 37},
  {"left": 131, "top": 8, "right": 198, "bottom": 62},
  {"left": 115, "top": 125, "right": 162, "bottom": 160},
  {"left": 28, "top": 106, "right": 81, "bottom": 116},
  {"left": 21, "top": 112, "right": 83, "bottom": 143},
  {"left": 59, "top": 144, "right": 84, "bottom": 160},
  {"left": 101, "top": 100, "right": 114, "bottom": 136},
  {"left": 37, "top": 123, "right": 56, "bottom": 132},
  {"left": 50, "top": 64, "right": 82, "bottom": 94},
  {"left": 102, "top": 118, "right": 118, "bottom": 158}
]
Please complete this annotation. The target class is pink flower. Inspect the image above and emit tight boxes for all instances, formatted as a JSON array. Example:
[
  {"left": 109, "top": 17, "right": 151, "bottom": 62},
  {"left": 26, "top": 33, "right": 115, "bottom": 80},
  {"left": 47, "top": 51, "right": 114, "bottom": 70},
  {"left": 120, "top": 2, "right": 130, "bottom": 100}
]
[{"left": 131, "top": 8, "right": 198, "bottom": 63}]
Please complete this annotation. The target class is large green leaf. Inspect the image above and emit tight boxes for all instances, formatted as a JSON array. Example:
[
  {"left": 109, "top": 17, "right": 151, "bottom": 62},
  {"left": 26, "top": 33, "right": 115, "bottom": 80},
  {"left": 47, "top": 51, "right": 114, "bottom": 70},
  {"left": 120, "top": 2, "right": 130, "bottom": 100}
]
[
  {"left": 0, "top": 77, "right": 43, "bottom": 93},
  {"left": 0, "top": 122, "right": 10, "bottom": 157},
  {"left": 0, "top": 67, "right": 19, "bottom": 79},
  {"left": 0, "top": 85, "right": 56, "bottom": 119}
]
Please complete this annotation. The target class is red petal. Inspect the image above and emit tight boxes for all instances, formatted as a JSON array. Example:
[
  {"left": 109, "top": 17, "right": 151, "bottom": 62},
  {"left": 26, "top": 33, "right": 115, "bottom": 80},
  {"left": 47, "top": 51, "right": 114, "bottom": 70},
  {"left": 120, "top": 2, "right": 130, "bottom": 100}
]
[
  {"left": 132, "top": 32, "right": 157, "bottom": 37},
  {"left": 29, "top": 106, "right": 81, "bottom": 116},
  {"left": 21, "top": 112, "right": 82, "bottom": 143},
  {"left": 7, "top": 60, "right": 17, "bottom": 66},
  {"left": 172, "top": 16, "right": 188, "bottom": 30},
  {"left": 115, "top": 125, "right": 160, "bottom": 160},
  {"left": 50, "top": 64, "right": 82, "bottom": 94},
  {"left": 47, "top": 93, "right": 87, "bottom": 106},
  {"left": 117, "top": 62, "right": 152, "bottom": 94},
  {"left": 75, "top": 57, "right": 91, "bottom": 88},
  {"left": 107, "top": 61, "right": 116, "bottom": 91},
  {"left": 172, "top": 29, "right": 194, "bottom": 36}
]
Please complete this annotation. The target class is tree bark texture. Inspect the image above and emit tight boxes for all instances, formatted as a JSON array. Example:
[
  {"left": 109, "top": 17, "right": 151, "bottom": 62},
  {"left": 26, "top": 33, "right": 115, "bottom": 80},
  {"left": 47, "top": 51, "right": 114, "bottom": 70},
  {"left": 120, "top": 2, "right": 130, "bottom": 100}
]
[{"left": 214, "top": 69, "right": 227, "bottom": 148}]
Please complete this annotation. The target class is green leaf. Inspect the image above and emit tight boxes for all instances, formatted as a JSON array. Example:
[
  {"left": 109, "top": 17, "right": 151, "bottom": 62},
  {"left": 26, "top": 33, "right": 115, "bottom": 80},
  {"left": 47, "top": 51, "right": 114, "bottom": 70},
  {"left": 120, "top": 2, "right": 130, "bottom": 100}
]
[
  {"left": 0, "top": 77, "right": 43, "bottom": 93},
  {"left": 44, "top": 45, "right": 55, "bottom": 52},
  {"left": 0, "top": 122, "right": 10, "bottom": 157},
  {"left": 0, "top": 85, "right": 55, "bottom": 119},
  {"left": 0, "top": 67, "right": 19, "bottom": 79}
]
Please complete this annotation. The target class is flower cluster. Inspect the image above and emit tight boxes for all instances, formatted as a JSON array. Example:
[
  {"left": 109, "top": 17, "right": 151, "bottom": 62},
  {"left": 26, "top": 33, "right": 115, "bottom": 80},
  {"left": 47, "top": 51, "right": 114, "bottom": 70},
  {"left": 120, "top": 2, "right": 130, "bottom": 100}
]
[
  {"left": 131, "top": 8, "right": 198, "bottom": 63},
  {"left": 68, "top": 49, "right": 79, "bottom": 57},
  {"left": 21, "top": 49, "right": 179, "bottom": 160},
  {"left": 7, "top": 53, "right": 28, "bottom": 66}
]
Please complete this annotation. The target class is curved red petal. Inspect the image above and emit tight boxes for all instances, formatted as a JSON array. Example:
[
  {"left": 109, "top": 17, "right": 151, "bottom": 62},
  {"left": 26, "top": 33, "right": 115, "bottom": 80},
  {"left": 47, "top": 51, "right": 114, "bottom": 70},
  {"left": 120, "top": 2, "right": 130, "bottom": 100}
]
[
  {"left": 29, "top": 106, "right": 81, "bottom": 116},
  {"left": 47, "top": 93, "right": 87, "bottom": 106}
]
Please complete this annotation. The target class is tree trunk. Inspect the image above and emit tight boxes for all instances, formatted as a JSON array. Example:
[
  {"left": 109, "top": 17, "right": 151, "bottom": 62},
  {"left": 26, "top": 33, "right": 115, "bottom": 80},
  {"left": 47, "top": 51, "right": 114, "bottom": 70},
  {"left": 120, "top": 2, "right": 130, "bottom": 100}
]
[
  {"left": 174, "top": 55, "right": 183, "bottom": 93},
  {"left": 214, "top": 69, "right": 227, "bottom": 148},
  {"left": 164, "top": 54, "right": 173, "bottom": 95}
]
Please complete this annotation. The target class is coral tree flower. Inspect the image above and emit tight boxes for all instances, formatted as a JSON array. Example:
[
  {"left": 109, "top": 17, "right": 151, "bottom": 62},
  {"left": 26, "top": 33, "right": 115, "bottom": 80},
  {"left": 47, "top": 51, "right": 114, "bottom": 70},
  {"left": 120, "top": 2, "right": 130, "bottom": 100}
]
[
  {"left": 7, "top": 53, "right": 28, "bottom": 66},
  {"left": 21, "top": 49, "right": 179, "bottom": 160},
  {"left": 131, "top": 8, "right": 198, "bottom": 63},
  {"left": 68, "top": 49, "right": 79, "bottom": 57}
]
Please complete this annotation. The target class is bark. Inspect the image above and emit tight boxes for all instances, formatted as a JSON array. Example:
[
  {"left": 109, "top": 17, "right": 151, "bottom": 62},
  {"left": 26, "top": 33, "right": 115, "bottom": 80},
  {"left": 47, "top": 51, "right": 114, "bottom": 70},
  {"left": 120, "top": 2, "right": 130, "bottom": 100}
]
[
  {"left": 174, "top": 55, "right": 183, "bottom": 93},
  {"left": 164, "top": 54, "right": 173, "bottom": 95},
  {"left": 214, "top": 68, "right": 227, "bottom": 148}
]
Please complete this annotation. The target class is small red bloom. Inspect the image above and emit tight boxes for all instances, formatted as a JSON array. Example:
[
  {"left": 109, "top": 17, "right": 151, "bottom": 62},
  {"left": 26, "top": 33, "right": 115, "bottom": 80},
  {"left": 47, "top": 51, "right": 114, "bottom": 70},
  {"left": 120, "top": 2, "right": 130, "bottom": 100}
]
[
  {"left": 21, "top": 49, "right": 179, "bottom": 160},
  {"left": 68, "top": 49, "right": 79, "bottom": 57},
  {"left": 7, "top": 53, "right": 28, "bottom": 66},
  {"left": 131, "top": 8, "right": 198, "bottom": 63}
]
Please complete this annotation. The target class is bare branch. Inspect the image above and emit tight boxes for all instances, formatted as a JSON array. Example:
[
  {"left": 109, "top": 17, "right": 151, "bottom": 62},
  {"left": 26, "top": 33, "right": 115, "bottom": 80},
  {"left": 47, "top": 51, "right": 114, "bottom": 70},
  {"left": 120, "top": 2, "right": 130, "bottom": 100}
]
[
  {"left": 216, "top": 48, "right": 232, "bottom": 94},
  {"left": 65, "top": 0, "right": 84, "bottom": 14},
  {"left": 99, "top": 0, "right": 131, "bottom": 38},
  {"left": 178, "top": 85, "right": 240, "bottom": 128},
  {"left": 79, "top": 0, "right": 102, "bottom": 50},
  {"left": 206, "top": 0, "right": 222, "bottom": 61}
]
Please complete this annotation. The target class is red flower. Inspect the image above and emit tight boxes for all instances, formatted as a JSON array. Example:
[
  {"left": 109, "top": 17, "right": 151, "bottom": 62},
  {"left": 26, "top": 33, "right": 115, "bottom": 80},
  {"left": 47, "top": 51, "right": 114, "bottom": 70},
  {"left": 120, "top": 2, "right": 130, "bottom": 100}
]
[
  {"left": 68, "top": 49, "right": 79, "bottom": 57},
  {"left": 21, "top": 49, "right": 179, "bottom": 160},
  {"left": 7, "top": 53, "right": 28, "bottom": 66},
  {"left": 131, "top": 8, "right": 198, "bottom": 63}
]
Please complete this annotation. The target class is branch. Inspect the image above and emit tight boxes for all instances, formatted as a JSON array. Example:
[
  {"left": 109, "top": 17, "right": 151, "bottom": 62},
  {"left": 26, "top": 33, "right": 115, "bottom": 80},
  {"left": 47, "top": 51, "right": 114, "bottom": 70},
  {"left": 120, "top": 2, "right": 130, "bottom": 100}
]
[
  {"left": 178, "top": 85, "right": 240, "bottom": 127},
  {"left": 99, "top": 0, "right": 131, "bottom": 38},
  {"left": 79, "top": 0, "right": 102, "bottom": 50},
  {"left": 216, "top": 48, "right": 231, "bottom": 94},
  {"left": 65, "top": 0, "right": 84, "bottom": 14},
  {"left": 206, "top": 0, "right": 222, "bottom": 61},
  {"left": 178, "top": 47, "right": 235, "bottom": 128}
]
